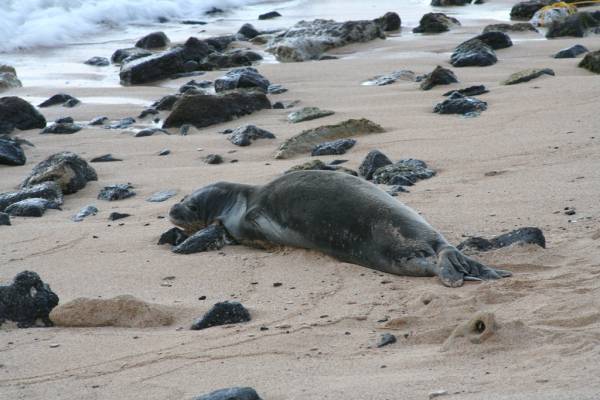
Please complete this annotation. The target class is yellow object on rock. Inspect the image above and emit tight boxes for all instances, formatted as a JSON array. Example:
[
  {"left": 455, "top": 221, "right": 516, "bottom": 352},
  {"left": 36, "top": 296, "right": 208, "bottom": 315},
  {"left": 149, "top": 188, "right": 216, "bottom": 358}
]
[{"left": 530, "top": 2, "right": 578, "bottom": 27}]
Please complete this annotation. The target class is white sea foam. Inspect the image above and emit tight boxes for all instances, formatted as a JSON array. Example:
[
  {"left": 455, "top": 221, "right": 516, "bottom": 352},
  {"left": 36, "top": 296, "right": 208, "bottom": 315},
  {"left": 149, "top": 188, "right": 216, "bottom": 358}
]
[{"left": 0, "top": 0, "right": 266, "bottom": 52}]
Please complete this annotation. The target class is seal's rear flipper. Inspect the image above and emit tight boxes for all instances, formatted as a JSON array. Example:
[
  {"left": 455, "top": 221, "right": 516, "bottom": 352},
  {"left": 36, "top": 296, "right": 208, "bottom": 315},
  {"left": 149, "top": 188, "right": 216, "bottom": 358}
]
[
  {"left": 437, "top": 247, "right": 512, "bottom": 287},
  {"left": 172, "top": 224, "right": 228, "bottom": 254}
]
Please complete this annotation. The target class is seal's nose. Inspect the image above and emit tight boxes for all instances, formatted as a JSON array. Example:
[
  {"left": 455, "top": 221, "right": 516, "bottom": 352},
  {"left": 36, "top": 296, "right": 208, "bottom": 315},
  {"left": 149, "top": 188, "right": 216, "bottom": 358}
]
[{"left": 169, "top": 203, "right": 186, "bottom": 223}]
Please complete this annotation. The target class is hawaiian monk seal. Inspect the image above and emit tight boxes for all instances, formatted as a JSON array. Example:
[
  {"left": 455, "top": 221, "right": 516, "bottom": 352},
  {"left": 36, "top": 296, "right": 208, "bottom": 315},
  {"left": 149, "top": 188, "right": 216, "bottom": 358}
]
[{"left": 168, "top": 170, "right": 511, "bottom": 287}]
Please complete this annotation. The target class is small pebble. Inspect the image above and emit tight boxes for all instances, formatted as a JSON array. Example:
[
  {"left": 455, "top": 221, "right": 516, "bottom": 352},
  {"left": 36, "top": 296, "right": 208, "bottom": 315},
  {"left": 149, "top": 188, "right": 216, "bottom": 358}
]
[
  {"left": 376, "top": 333, "right": 397, "bottom": 348},
  {"left": 429, "top": 390, "right": 449, "bottom": 399}
]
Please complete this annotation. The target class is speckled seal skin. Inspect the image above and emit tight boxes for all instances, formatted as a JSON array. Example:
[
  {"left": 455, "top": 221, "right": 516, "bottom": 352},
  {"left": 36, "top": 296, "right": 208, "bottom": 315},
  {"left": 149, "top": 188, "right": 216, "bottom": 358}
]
[{"left": 169, "top": 170, "right": 511, "bottom": 287}]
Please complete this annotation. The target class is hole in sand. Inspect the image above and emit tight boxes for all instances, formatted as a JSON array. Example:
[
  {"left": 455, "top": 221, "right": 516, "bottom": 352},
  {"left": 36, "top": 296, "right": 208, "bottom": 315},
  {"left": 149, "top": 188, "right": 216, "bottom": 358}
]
[{"left": 474, "top": 320, "right": 486, "bottom": 334}]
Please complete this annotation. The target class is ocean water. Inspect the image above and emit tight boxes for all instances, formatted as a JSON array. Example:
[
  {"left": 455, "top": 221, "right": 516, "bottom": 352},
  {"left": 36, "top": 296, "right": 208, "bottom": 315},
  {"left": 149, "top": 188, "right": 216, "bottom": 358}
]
[
  {"left": 0, "top": 0, "right": 512, "bottom": 53},
  {"left": 0, "top": 0, "right": 516, "bottom": 89},
  {"left": 0, "top": 0, "right": 271, "bottom": 52}
]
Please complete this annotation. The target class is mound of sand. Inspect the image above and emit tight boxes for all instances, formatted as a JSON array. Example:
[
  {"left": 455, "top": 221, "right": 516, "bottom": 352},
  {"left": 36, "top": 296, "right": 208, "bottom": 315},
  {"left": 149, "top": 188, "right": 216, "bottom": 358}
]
[{"left": 49, "top": 295, "right": 175, "bottom": 328}]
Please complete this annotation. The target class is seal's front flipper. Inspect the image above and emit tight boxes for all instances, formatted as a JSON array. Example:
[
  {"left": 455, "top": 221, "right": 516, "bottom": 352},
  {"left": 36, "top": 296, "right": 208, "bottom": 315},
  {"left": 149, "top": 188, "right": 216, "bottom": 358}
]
[
  {"left": 172, "top": 225, "right": 228, "bottom": 254},
  {"left": 158, "top": 227, "right": 189, "bottom": 246},
  {"left": 437, "top": 247, "right": 512, "bottom": 287}
]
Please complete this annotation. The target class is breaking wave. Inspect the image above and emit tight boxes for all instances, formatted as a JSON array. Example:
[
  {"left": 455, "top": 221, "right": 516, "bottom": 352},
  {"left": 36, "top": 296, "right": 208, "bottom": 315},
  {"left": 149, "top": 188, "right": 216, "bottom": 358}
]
[{"left": 0, "top": 0, "right": 266, "bottom": 52}]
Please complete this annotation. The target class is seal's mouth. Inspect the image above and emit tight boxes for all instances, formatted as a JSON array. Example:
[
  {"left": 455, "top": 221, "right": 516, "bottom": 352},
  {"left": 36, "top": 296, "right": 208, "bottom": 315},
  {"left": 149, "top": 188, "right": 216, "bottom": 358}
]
[{"left": 169, "top": 202, "right": 207, "bottom": 234}]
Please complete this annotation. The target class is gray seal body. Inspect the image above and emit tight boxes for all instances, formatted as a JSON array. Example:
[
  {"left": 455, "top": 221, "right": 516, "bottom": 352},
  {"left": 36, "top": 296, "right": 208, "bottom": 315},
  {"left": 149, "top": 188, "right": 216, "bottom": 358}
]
[{"left": 169, "top": 171, "right": 510, "bottom": 287}]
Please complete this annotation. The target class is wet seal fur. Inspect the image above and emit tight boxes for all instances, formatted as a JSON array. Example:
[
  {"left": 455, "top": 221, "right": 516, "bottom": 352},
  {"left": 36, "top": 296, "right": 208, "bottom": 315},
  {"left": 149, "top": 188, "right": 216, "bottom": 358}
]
[{"left": 168, "top": 171, "right": 511, "bottom": 287}]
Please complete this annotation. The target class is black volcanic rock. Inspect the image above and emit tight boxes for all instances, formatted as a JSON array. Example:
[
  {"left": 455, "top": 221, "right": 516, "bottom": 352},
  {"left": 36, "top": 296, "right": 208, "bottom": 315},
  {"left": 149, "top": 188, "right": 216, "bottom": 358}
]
[
  {"left": 136, "top": 31, "right": 170, "bottom": 49},
  {"left": 191, "top": 301, "right": 251, "bottom": 330},
  {"left": 458, "top": 227, "right": 546, "bottom": 251},
  {"left": 193, "top": 387, "right": 262, "bottom": 400},
  {"left": 420, "top": 66, "right": 458, "bottom": 90},
  {"left": 214, "top": 67, "right": 270, "bottom": 93},
  {"left": 0, "top": 271, "right": 59, "bottom": 328},
  {"left": 554, "top": 44, "right": 588, "bottom": 59},
  {"left": 163, "top": 91, "right": 271, "bottom": 129},
  {"left": 259, "top": 11, "right": 281, "bottom": 20},
  {"left": 510, "top": 0, "right": 550, "bottom": 20},
  {"left": 413, "top": 13, "right": 460, "bottom": 33},
  {"left": 359, "top": 150, "right": 393, "bottom": 180},
  {"left": 38, "top": 94, "right": 80, "bottom": 108},
  {"left": 434, "top": 92, "right": 487, "bottom": 115},
  {"left": 21, "top": 152, "right": 97, "bottom": 195},
  {"left": 0, "top": 97, "right": 46, "bottom": 134},
  {"left": 374, "top": 12, "right": 401, "bottom": 31},
  {"left": 0, "top": 135, "right": 26, "bottom": 166},
  {"left": 546, "top": 11, "right": 600, "bottom": 38}
]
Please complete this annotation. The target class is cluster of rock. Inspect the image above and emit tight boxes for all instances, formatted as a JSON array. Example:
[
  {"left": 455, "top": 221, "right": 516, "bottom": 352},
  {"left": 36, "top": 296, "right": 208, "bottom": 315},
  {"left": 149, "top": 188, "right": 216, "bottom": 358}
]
[
  {"left": 265, "top": 13, "right": 399, "bottom": 62},
  {"left": 546, "top": 11, "right": 600, "bottom": 38},
  {"left": 0, "top": 151, "right": 137, "bottom": 220},
  {"left": 118, "top": 33, "right": 263, "bottom": 85},
  {"left": 0, "top": 182, "right": 62, "bottom": 218},
  {"left": 140, "top": 67, "right": 274, "bottom": 129},
  {"left": 509, "top": 0, "right": 600, "bottom": 38},
  {"left": 358, "top": 150, "right": 436, "bottom": 190},
  {"left": 0, "top": 152, "right": 97, "bottom": 218}
]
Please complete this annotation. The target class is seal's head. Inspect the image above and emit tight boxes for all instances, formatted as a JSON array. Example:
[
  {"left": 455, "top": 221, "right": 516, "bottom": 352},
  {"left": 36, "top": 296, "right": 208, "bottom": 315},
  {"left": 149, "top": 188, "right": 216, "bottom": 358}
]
[{"left": 169, "top": 182, "right": 242, "bottom": 233}]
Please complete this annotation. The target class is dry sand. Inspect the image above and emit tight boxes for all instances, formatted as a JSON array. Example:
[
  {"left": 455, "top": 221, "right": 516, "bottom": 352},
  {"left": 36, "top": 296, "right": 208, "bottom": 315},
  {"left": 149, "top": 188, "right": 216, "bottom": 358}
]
[{"left": 1, "top": 5, "right": 600, "bottom": 400}]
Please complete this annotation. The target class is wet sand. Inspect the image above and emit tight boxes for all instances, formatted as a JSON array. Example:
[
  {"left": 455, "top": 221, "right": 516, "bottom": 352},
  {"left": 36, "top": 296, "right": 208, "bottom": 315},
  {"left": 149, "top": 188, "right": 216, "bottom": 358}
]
[{"left": 1, "top": 2, "right": 600, "bottom": 399}]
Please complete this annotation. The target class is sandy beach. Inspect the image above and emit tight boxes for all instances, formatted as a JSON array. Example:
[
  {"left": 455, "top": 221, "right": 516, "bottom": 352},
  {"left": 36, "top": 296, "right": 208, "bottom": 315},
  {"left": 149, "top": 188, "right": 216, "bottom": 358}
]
[{"left": 1, "top": 0, "right": 600, "bottom": 399}]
